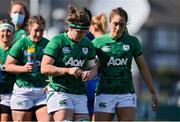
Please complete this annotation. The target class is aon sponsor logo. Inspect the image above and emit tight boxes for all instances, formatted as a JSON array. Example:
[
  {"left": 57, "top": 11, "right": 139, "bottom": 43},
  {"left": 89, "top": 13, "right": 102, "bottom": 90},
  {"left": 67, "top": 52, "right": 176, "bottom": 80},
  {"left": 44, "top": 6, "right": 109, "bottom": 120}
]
[
  {"left": 107, "top": 57, "right": 128, "bottom": 66},
  {"left": 65, "top": 57, "right": 84, "bottom": 67}
]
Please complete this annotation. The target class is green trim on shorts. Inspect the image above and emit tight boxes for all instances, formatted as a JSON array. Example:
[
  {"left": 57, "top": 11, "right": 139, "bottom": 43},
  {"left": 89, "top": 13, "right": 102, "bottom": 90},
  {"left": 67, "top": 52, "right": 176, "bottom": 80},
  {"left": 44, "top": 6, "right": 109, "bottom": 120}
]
[
  {"left": 46, "top": 92, "right": 54, "bottom": 102},
  {"left": 76, "top": 118, "right": 90, "bottom": 121}
]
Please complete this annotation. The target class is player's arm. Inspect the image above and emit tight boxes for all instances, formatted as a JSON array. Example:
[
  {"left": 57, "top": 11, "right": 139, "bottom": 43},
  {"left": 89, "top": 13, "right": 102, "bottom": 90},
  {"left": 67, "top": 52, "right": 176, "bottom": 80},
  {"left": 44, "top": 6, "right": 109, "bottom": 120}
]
[
  {"left": 41, "top": 55, "right": 82, "bottom": 77},
  {"left": 81, "top": 58, "right": 98, "bottom": 81},
  {"left": 135, "top": 54, "right": 158, "bottom": 111},
  {"left": 5, "top": 55, "right": 33, "bottom": 74}
]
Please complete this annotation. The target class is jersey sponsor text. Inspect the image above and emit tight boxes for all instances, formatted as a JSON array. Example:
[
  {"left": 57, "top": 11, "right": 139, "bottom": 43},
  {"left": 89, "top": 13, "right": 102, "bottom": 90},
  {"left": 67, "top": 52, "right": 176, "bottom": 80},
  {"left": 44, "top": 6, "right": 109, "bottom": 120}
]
[
  {"left": 65, "top": 57, "right": 84, "bottom": 67},
  {"left": 107, "top": 57, "right": 128, "bottom": 66}
]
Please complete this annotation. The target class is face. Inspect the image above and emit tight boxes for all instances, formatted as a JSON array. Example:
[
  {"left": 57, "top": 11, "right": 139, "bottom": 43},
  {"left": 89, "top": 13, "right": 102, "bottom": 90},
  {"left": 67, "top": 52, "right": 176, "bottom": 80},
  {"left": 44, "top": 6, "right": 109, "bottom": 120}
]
[
  {"left": 10, "top": 4, "right": 26, "bottom": 26},
  {"left": 110, "top": 14, "right": 126, "bottom": 39},
  {"left": 0, "top": 28, "right": 13, "bottom": 43},
  {"left": 69, "top": 28, "right": 88, "bottom": 42},
  {"left": 10, "top": 4, "right": 25, "bottom": 16},
  {"left": 28, "top": 23, "right": 44, "bottom": 42}
]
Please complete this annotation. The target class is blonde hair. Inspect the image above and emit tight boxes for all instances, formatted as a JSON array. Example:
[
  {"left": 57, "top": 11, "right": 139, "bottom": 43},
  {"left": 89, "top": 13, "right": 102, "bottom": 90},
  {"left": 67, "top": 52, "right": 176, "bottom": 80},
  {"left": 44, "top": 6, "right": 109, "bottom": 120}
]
[{"left": 91, "top": 14, "right": 107, "bottom": 34}]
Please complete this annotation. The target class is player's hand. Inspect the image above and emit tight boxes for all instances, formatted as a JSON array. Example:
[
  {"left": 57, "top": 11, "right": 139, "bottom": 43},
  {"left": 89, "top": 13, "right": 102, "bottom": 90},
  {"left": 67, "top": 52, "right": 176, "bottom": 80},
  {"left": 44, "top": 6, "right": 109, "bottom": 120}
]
[
  {"left": 68, "top": 67, "right": 83, "bottom": 78},
  {"left": 81, "top": 71, "right": 93, "bottom": 81},
  {"left": 43, "top": 85, "right": 48, "bottom": 93},
  {"left": 151, "top": 92, "right": 159, "bottom": 111},
  {"left": 24, "top": 62, "right": 35, "bottom": 72}
]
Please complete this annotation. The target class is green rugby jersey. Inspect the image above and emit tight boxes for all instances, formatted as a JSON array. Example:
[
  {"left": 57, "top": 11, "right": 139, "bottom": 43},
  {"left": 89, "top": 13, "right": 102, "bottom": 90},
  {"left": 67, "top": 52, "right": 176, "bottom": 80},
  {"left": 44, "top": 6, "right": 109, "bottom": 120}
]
[
  {"left": 13, "top": 28, "right": 28, "bottom": 44},
  {"left": 9, "top": 36, "right": 49, "bottom": 88},
  {"left": 44, "top": 32, "right": 96, "bottom": 94},
  {"left": 0, "top": 47, "right": 15, "bottom": 93},
  {"left": 92, "top": 32, "right": 143, "bottom": 94}
]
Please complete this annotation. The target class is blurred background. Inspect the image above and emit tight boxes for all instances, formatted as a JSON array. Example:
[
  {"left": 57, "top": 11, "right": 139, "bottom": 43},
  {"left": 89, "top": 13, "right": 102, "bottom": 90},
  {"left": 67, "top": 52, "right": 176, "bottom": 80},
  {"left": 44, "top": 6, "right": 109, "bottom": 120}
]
[{"left": 1, "top": 0, "right": 180, "bottom": 121}]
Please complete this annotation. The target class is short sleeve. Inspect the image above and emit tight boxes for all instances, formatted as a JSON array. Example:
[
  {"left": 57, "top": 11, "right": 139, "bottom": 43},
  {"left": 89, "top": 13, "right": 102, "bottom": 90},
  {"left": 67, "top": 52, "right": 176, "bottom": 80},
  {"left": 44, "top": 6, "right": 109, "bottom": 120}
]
[
  {"left": 9, "top": 39, "right": 23, "bottom": 59},
  {"left": 132, "top": 37, "right": 143, "bottom": 57},
  {"left": 44, "top": 36, "right": 60, "bottom": 59}
]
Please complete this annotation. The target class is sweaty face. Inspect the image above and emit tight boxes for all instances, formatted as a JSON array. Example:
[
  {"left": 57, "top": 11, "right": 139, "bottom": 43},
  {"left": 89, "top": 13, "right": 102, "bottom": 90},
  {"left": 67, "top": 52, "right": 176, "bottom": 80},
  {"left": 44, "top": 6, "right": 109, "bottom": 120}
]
[
  {"left": 0, "top": 29, "right": 13, "bottom": 43},
  {"left": 110, "top": 15, "right": 126, "bottom": 39},
  {"left": 28, "top": 23, "right": 44, "bottom": 42},
  {"left": 69, "top": 28, "right": 88, "bottom": 42}
]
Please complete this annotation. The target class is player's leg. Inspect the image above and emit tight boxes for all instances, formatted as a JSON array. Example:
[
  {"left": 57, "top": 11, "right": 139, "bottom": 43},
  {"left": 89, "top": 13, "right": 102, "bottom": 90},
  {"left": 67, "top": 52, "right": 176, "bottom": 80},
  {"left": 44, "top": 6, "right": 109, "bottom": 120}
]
[
  {"left": 0, "top": 94, "right": 12, "bottom": 121},
  {"left": 34, "top": 89, "right": 51, "bottom": 121},
  {"left": 53, "top": 109, "right": 74, "bottom": 121},
  {"left": 93, "top": 112, "right": 113, "bottom": 121},
  {"left": 73, "top": 94, "right": 90, "bottom": 121},
  {"left": 116, "top": 107, "right": 136, "bottom": 121},
  {"left": 1, "top": 113, "right": 12, "bottom": 121},
  {"left": 93, "top": 94, "right": 117, "bottom": 121},
  {"left": 35, "top": 105, "right": 52, "bottom": 121},
  {"left": 0, "top": 104, "right": 12, "bottom": 121},
  {"left": 47, "top": 91, "right": 74, "bottom": 121},
  {"left": 116, "top": 93, "right": 137, "bottom": 121},
  {"left": 11, "top": 110, "right": 33, "bottom": 121},
  {"left": 10, "top": 84, "right": 34, "bottom": 121},
  {"left": 10, "top": 95, "right": 33, "bottom": 121}
]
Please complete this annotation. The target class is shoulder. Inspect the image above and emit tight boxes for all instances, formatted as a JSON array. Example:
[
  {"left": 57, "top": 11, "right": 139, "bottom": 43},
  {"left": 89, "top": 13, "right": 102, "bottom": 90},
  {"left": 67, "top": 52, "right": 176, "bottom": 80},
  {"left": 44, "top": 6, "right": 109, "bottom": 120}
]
[
  {"left": 46, "top": 33, "right": 66, "bottom": 49},
  {"left": 82, "top": 37, "right": 92, "bottom": 43},
  {"left": 81, "top": 37, "right": 95, "bottom": 48},
  {"left": 14, "top": 36, "right": 28, "bottom": 45},
  {"left": 125, "top": 33, "right": 139, "bottom": 42},
  {"left": 92, "top": 34, "right": 109, "bottom": 47},
  {"left": 50, "top": 33, "right": 65, "bottom": 43},
  {"left": 19, "top": 28, "right": 27, "bottom": 32},
  {"left": 16, "top": 28, "right": 28, "bottom": 36},
  {"left": 10, "top": 37, "right": 28, "bottom": 52},
  {"left": 16, "top": 28, "right": 25, "bottom": 32},
  {"left": 41, "top": 37, "right": 49, "bottom": 43}
]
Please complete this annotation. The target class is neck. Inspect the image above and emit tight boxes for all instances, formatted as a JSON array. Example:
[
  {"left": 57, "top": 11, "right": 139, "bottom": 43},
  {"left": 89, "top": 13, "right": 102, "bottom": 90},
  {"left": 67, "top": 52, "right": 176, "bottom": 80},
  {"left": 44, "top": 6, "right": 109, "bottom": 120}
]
[
  {"left": 15, "top": 24, "right": 23, "bottom": 31},
  {"left": 93, "top": 31, "right": 105, "bottom": 38},
  {"left": 67, "top": 31, "right": 80, "bottom": 43},
  {"left": 67, "top": 31, "right": 72, "bottom": 39},
  {"left": 110, "top": 32, "right": 123, "bottom": 40},
  {"left": 0, "top": 41, "right": 11, "bottom": 50}
]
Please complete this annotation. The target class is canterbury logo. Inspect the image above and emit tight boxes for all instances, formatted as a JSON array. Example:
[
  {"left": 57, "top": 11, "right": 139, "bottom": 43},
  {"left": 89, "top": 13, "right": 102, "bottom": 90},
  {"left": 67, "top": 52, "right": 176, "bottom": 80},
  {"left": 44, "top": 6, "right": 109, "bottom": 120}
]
[
  {"left": 59, "top": 99, "right": 67, "bottom": 105},
  {"left": 99, "top": 102, "right": 107, "bottom": 108}
]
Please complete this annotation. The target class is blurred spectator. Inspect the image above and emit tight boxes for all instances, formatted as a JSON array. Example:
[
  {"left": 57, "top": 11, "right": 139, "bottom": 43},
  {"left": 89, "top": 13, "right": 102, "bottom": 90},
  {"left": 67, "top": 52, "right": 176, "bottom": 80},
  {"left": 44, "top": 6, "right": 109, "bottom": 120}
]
[{"left": 9, "top": 1, "right": 29, "bottom": 44}]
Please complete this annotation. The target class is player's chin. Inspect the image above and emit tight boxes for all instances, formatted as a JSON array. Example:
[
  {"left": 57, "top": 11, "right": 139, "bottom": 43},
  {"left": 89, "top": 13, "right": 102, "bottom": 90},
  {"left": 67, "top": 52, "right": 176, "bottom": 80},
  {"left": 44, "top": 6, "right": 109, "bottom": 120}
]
[{"left": 34, "top": 37, "right": 41, "bottom": 42}]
